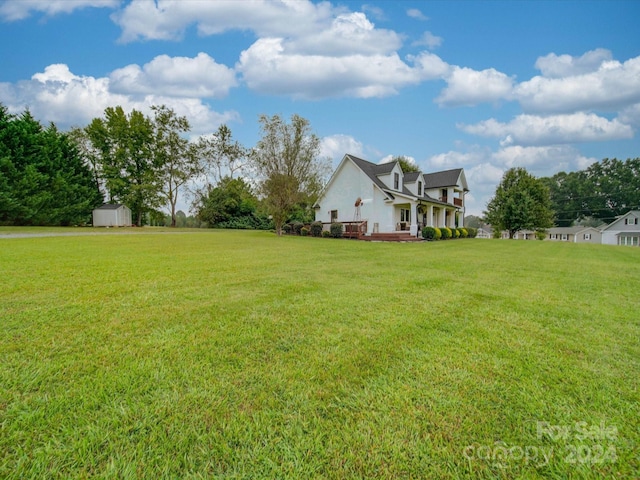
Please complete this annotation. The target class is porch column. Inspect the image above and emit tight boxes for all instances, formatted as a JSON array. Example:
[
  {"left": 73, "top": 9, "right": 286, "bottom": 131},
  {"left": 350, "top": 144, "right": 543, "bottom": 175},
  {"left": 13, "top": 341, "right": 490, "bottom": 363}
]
[
  {"left": 448, "top": 209, "right": 456, "bottom": 228},
  {"left": 427, "top": 205, "right": 434, "bottom": 226}
]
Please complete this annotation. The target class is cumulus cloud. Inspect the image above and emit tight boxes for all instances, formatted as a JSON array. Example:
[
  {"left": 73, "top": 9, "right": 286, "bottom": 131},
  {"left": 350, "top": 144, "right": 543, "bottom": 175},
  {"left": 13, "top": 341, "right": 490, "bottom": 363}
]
[
  {"left": 0, "top": 0, "right": 118, "bottom": 21},
  {"left": 286, "top": 12, "right": 401, "bottom": 56},
  {"left": 320, "top": 134, "right": 365, "bottom": 167},
  {"left": 112, "top": 0, "right": 336, "bottom": 42},
  {"left": 437, "top": 66, "right": 515, "bottom": 106},
  {"left": 515, "top": 54, "right": 640, "bottom": 113},
  {"left": 412, "top": 31, "right": 443, "bottom": 50},
  {"left": 407, "top": 8, "right": 428, "bottom": 21},
  {"left": 492, "top": 145, "right": 596, "bottom": 174},
  {"left": 425, "top": 144, "right": 597, "bottom": 215},
  {"left": 0, "top": 63, "right": 238, "bottom": 135},
  {"left": 534, "top": 48, "right": 613, "bottom": 78},
  {"left": 237, "top": 38, "right": 448, "bottom": 99},
  {"left": 460, "top": 113, "right": 634, "bottom": 146},
  {"left": 109, "top": 53, "right": 236, "bottom": 98}
]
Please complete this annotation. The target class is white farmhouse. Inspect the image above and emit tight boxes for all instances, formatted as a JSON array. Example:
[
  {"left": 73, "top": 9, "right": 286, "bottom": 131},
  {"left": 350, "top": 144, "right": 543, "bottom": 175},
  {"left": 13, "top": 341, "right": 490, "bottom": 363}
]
[
  {"left": 601, "top": 210, "right": 640, "bottom": 246},
  {"left": 314, "top": 154, "right": 468, "bottom": 238}
]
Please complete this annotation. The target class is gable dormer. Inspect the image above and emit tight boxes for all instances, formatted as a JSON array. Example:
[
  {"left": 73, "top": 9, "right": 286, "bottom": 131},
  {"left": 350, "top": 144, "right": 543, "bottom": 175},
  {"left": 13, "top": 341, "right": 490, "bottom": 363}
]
[{"left": 375, "top": 161, "right": 404, "bottom": 192}]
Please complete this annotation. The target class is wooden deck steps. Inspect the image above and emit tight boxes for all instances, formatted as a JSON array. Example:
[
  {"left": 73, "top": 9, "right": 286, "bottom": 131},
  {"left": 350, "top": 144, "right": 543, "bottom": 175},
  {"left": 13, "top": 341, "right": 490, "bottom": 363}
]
[{"left": 361, "top": 232, "right": 422, "bottom": 242}]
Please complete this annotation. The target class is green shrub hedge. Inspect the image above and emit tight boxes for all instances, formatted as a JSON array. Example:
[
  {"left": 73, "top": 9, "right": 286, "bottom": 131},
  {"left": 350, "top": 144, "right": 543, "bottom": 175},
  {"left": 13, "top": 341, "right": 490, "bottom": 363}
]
[
  {"left": 310, "top": 222, "right": 323, "bottom": 237},
  {"left": 422, "top": 226, "right": 437, "bottom": 240},
  {"left": 441, "top": 227, "right": 452, "bottom": 239},
  {"left": 322, "top": 230, "right": 331, "bottom": 238},
  {"left": 330, "top": 222, "right": 343, "bottom": 238},
  {"left": 301, "top": 227, "right": 309, "bottom": 236}
]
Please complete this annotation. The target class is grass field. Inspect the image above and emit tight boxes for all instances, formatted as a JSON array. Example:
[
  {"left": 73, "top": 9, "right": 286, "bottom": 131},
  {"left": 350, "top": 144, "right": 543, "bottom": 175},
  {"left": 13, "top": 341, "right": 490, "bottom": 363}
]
[{"left": 1, "top": 229, "right": 638, "bottom": 479}]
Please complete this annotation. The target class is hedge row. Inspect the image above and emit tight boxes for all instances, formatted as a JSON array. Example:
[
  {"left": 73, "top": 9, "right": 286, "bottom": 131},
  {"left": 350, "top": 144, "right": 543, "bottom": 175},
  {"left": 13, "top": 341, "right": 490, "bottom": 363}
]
[{"left": 422, "top": 226, "right": 477, "bottom": 240}]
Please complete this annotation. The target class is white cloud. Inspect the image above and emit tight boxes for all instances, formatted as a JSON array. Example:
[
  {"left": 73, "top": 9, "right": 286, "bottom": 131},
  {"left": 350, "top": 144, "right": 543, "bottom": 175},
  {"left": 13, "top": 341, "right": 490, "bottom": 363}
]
[
  {"left": 437, "top": 66, "right": 515, "bottom": 106},
  {"left": 619, "top": 103, "right": 640, "bottom": 127},
  {"left": 0, "top": 63, "right": 238, "bottom": 135},
  {"left": 286, "top": 12, "right": 402, "bottom": 56},
  {"left": 412, "top": 31, "right": 443, "bottom": 50},
  {"left": 112, "top": 0, "right": 337, "bottom": 43},
  {"left": 426, "top": 145, "right": 597, "bottom": 216},
  {"left": 320, "top": 134, "right": 364, "bottom": 167},
  {"left": 0, "top": 0, "right": 118, "bottom": 21},
  {"left": 515, "top": 55, "right": 640, "bottom": 113},
  {"left": 460, "top": 113, "right": 634, "bottom": 146},
  {"left": 491, "top": 145, "right": 596, "bottom": 175},
  {"left": 534, "top": 48, "right": 613, "bottom": 78},
  {"left": 407, "top": 8, "right": 428, "bottom": 21},
  {"left": 237, "top": 38, "right": 447, "bottom": 99},
  {"left": 109, "top": 53, "right": 236, "bottom": 98}
]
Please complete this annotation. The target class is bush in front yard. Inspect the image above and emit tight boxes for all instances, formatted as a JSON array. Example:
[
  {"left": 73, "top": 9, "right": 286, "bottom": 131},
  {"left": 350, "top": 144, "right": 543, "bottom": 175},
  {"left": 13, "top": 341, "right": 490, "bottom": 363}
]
[
  {"left": 466, "top": 227, "right": 477, "bottom": 238},
  {"left": 441, "top": 227, "right": 452, "bottom": 239},
  {"left": 301, "top": 227, "right": 309, "bottom": 236},
  {"left": 434, "top": 227, "right": 442, "bottom": 240},
  {"left": 453, "top": 228, "right": 461, "bottom": 238},
  {"left": 291, "top": 222, "right": 304, "bottom": 235},
  {"left": 330, "top": 222, "right": 343, "bottom": 238},
  {"left": 322, "top": 230, "right": 331, "bottom": 238},
  {"left": 458, "top": 227, "right": 468, "bottom": 238},
  {"left": 422, "top": 226, "right": 437, "bottom": 240},
  {"left": 283, "top": 224, "right": 292, "bottom": 234},
  {"left": 310, "top": 221, "right": 323, "bottom": 237}
]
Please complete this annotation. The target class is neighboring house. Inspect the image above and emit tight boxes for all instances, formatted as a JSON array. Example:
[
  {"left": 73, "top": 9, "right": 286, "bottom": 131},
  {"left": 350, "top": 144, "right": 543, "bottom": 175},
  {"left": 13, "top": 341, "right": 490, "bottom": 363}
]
[
  {"left": 547, "top": 226, "right": 603, "bottom": 244},
  {"left": 92, "top": 203, "right": 132, "bottom": 227},
  {"left": 476, "top": 227, "right": 493, "bottom": 239},
  {"left": 314, "top": 154, "right": 468, "bottom": 236},
  {"left": 601, "top": 210, "right": 640, "bottom": 246}
]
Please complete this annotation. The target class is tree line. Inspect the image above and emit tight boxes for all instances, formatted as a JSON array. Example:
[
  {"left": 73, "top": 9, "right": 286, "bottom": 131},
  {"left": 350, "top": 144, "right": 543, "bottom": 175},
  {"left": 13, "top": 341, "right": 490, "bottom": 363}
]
[
  {"left": 480, "top": 158, "right": 639, "bottom": 238},
  {"left": 1, "top": 102, "right": 329, "bottom": 234}
]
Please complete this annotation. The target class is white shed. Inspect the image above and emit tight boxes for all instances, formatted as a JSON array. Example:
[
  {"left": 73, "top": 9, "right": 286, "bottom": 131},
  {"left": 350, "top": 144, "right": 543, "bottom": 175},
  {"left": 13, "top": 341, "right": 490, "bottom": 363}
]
[{"left": 92, "top": 204, "right": 132, "bottom": 227}]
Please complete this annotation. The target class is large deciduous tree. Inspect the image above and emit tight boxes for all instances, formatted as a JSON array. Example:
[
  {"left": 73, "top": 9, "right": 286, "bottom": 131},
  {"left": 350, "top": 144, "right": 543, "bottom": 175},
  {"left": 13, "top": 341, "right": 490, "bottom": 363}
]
[
  {"left": 197, "top": 124, "right": 246, "bottom": 189},
  {"left": 584, "top": 158, "right": 640, "bottom": 222},
  {"left": 250, "top": 114, "right": 329, "bottom": 235},
  {"left": 85, "top": 106, "right": 157, "bottom": 226},
  {"left": 485, "top": 167, "right": 554, "bottom": 239},
  {"left": 151, "top": 105, "right": 201, "bottom": 227},
  {"left": 540, "top": 158, "right": 640, "bottom": 225}
]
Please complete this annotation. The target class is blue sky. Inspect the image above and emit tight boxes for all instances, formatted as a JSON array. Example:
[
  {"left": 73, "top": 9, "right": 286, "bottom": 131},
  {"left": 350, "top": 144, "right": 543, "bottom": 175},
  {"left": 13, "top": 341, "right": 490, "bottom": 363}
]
[{"left": 1, "top": 0, "right": 639, "bottom": 215}]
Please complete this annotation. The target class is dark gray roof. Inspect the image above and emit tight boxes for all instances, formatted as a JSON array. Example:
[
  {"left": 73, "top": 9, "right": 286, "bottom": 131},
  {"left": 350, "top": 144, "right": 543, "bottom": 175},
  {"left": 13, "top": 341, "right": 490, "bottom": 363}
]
[
  {"left": 403, "top": 172, "right": 420, "bottom": 183},
  {"left": 347, "top": 155, "right": 397, "bottom": 192},
  {"left": 96, "top": 203, "right": 126, "bottom": 210},
  {"left": 423, "top": 168, "right": 463, "bottom": 189},
  {"left": 346, "top": 154, "right": 456, "bottom": 206}
]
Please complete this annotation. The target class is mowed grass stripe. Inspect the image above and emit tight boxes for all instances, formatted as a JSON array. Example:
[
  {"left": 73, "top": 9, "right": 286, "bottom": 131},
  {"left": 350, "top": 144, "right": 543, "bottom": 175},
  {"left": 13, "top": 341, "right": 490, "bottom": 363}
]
[{"left": 1, "top": 230, "right": 638, "bottom": 478}]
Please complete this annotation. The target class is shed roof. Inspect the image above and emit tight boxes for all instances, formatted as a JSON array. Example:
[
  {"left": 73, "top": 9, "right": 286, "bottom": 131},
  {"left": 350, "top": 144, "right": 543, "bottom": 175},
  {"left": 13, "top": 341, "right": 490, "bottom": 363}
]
[{"left": 95, "top": 203, "right": 127, "bottom": 210}]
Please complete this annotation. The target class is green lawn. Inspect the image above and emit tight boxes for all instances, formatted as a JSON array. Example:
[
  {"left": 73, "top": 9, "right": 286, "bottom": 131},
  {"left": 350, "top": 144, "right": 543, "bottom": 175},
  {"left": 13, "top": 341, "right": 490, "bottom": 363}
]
[{"left": 1, "top": 230, "right": 638, "bottom": 479}]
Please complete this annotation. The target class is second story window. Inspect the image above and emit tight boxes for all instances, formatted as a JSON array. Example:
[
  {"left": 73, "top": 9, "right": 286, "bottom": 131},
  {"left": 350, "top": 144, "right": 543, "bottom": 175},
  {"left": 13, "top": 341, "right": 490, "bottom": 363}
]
[
  {"left": 394, "top": 173, "right": 399, "bottom": 190},
  {"left": 418, "top": 181, "right": 422, "bottom": 196}
]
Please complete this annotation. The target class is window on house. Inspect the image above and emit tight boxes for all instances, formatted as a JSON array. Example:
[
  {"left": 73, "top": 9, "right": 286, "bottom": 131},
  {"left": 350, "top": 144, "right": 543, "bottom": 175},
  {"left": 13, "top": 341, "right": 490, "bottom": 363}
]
[
  {"left": 400, "top": 208, "right": 410, "bottom": 222},
  {"left": 584, "top": 233, "right": 591, "bottom": 240},
  {"left": 330, "top": 210, "right": 338, "bottom": 222},
  {"left": 625, "top": 217, "right": 638, "bottom": 225},
  {"left": 394, "top": 173, "right": 399, "bottom": 190},
  {"left": 561, "top": 234, "right": 568, "bottom": 241},
  {"left": 418, "top": 181, "right": 422, "bottom": 196}
]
